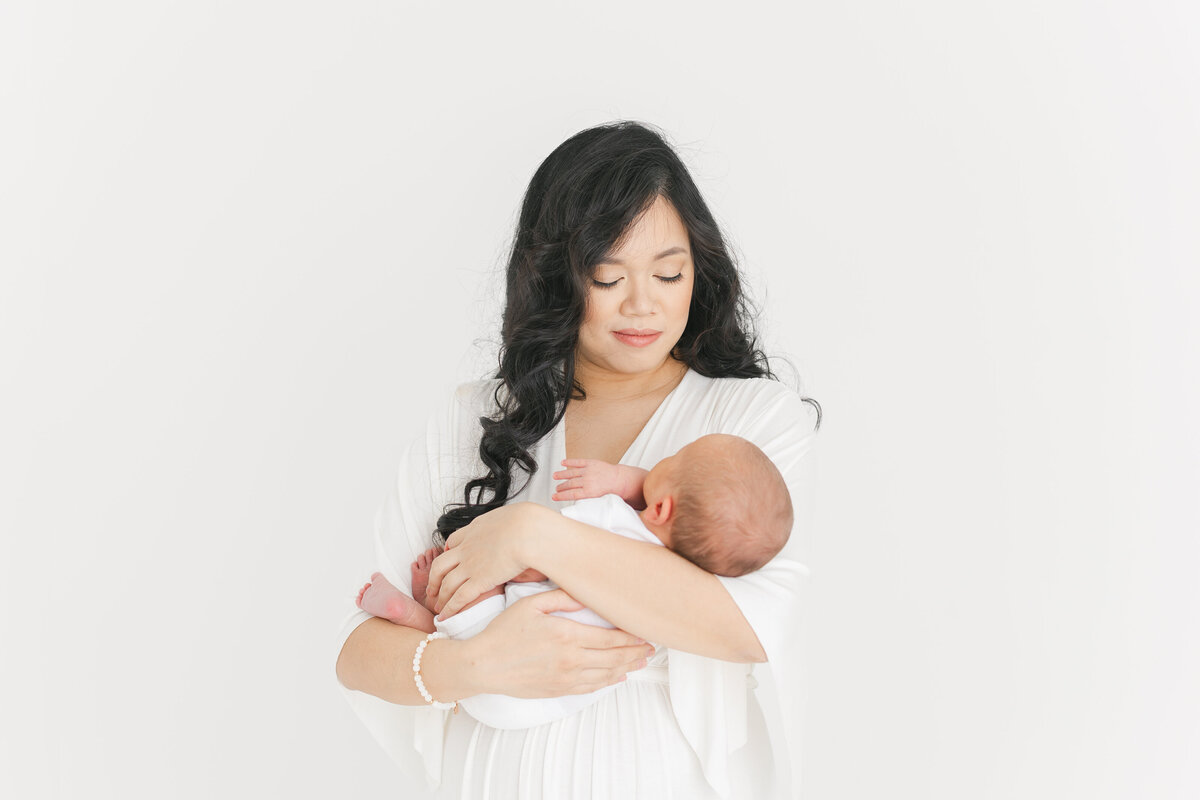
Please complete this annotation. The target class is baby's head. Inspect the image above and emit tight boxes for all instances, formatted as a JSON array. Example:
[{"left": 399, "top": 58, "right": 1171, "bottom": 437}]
[{"left": 639, "top": 434, "right": 793, "bottom": 577}]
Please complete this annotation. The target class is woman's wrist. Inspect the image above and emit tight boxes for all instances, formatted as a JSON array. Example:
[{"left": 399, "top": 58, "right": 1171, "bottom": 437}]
[
  {"left": 416, "top": 636, "right": 486, "bottom": 702},
  {"left": 514, "top": 501, "right": 557, "bottom": 572}
]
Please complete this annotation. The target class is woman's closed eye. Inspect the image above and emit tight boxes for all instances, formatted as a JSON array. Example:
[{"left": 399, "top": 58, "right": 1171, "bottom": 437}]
[{"left": 591, "top": 273, "right": 684, "bottom": 289}]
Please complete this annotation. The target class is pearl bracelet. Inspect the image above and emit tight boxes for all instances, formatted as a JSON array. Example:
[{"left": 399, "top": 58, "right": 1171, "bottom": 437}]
[{"left": 412, "top": 631, "right": 458, "bottom": 712}]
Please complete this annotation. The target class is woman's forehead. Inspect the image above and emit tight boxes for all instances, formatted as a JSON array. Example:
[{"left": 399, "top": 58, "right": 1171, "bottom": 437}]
[{"left": 600, "top": 197, "right": 690, "bottom": 265}]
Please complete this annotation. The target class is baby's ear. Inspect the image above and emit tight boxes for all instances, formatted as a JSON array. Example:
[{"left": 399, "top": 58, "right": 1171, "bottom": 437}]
[{"left": 645, "top": 494, "right": 675, "bottom": 526}]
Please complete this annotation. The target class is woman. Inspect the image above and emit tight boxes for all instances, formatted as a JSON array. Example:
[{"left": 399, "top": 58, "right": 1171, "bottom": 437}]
[{"left": 335, "top": 120, "right": 821, "bottom": 799}]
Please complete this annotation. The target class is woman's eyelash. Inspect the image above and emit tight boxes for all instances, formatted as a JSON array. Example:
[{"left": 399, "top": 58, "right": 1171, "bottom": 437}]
[{"left": 590, "top": 273, "right": 684, "bottom": 289}]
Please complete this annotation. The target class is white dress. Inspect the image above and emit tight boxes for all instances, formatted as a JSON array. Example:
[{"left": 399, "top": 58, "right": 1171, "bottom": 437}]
[{"left": 335, "top": 368, "right": 820, "bottom": 799}]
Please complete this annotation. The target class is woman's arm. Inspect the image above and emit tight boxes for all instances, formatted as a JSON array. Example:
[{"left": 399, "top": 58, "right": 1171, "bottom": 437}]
[
  {"left": 336, "top": 588, "right": 653, "bottom": 704},
  {"left": 336, "top": 618, "right": 479, "bottom": 704},
  {"left": 428, "top": 503, "right": 767, "bottom": 663},
  {"left": 530, "top": 507, "right": 768, "bottom": 662}
]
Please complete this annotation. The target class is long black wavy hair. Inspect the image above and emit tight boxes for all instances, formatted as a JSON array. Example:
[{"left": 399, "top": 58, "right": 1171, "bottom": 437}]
[{"left": 434, "top": 120, "right": 792, "bottom": 544}]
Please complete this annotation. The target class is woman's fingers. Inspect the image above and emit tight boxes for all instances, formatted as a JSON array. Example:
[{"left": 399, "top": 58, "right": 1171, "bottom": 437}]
[
  {"left": 569, "top": 647, "right": 651, "bottom": 694},
  {"left": 573, "top": 624, "right": 648, "bottom": 651},
  {"left": 525, "top": 587, "right": 586, "bottom": 614},
  {"left": 581, "top": 643, "right": 652, "bottom": 669},
  {"left": 436, "top": 579, "right": 488, "bottom": 620},
  {"left": 468, "top": 593, "right": 655, "bottom": 699},
  {"left": 425, "top": 549, "right": 460, "bottom": 605},
  {"left": 577, "top": 660, "right": 642, "bottom": 684},
  {"left": 540, "top": 612, "right": 650, "bottom": 656},
  {"left": 432, "top": 566, "right": 471, "bottom": 615}
]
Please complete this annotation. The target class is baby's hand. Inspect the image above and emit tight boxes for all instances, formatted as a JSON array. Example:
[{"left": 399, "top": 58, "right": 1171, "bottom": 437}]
[{"left": 552, "top": 459, "right": 647, "bottom": 507}]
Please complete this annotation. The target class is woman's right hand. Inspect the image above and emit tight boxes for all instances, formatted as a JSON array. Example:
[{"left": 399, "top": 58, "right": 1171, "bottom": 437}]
[{"left": 463, "top": 588, "right": 654, "bottom": 698}]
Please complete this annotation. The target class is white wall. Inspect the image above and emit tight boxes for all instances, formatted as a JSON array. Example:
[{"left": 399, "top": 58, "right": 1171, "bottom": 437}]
[{"left": 2, "top": 1, "right": 1196, "bottom": 798}]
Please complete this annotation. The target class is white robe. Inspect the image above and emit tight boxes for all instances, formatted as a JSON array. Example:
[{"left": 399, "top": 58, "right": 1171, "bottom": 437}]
[{"left": 335, "top": 367, "right": 820, "bottom": 799}]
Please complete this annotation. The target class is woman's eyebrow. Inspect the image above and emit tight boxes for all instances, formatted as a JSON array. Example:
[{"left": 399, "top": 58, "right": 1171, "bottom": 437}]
[{"left": 597, "top": 246, "right": 690, "bottom": 265}]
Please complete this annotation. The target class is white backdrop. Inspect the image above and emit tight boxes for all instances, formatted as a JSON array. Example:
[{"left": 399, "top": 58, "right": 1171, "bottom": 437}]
[{"left": 2, "top": 1, "right": 1197, "bottom": 798}]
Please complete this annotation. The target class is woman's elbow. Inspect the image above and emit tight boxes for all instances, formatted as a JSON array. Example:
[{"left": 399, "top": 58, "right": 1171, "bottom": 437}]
[
  {"left": 723, "top": 629, "right": 767, "bottom": 663},
  {"left": 335, "top": 641, "right": 358, "bottom": 690},
  {"left": 334, "top": 618, "right": 374, "bottom": 691},
  {"left": 739, "top": 641, "right": 767, "bottom": 664}
]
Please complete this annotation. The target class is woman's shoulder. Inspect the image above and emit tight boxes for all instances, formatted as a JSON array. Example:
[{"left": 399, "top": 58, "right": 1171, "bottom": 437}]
[
  {"left": 694, "top": 372, "right": 800, "bottom": 402},
  {"left": 686, "top": 371, "right": 821, "bottom": 436}
]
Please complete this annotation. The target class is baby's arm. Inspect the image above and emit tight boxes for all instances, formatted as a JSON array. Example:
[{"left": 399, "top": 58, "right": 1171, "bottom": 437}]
[{"left": 552, "top": 459, "right": 650, "bottom": 509}]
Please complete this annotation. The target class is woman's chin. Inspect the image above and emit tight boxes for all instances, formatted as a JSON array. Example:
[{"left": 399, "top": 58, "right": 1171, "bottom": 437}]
[
  {"left": 576, "top": 339, "right": 686, "bottom": 380},
  {"left": 597, "top": 353, "right": 674, "bottom": 377}
]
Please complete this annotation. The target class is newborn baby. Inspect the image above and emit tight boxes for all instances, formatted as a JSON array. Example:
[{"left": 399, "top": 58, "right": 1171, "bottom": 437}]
[{"left": 355, "top": 432, "right": 793, "bottom": 728}]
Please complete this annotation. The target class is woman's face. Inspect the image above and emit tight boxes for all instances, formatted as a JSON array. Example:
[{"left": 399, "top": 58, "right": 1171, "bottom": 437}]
[{"left": 576, "top": 195, "right": 695, "bottom": 377}]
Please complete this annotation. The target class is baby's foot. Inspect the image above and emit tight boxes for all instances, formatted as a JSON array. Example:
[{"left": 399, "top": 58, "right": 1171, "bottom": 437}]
[
  {"left": 411, "top": 546, "right": 444, "bottom": 609},
  {"left": 356, "top": 572, "right": 435, "bottom": 632}
]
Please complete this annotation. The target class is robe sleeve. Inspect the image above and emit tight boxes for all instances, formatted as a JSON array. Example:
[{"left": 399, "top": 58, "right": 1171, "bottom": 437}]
[
  {"left": 667, "top": 380, "right": 821, "bottom": 799},
  {"left": 714, "top": 383, "right": 820, "bottom": 668},
  {"left": 333, "top": 380, "right": 493, "bottom": 791}
]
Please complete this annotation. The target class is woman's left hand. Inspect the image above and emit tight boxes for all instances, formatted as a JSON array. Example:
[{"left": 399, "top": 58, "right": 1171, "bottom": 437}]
[{"left": 426, "top": 502, "right": 546, "bottom": 620}]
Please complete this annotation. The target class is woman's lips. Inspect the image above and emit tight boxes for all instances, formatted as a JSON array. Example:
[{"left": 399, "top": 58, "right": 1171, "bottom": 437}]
[{"left": 612, "top": 329, "right": 662, "bottom": 348}]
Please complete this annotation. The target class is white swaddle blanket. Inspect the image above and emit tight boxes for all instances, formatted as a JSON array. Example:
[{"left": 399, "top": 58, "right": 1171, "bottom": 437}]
[{"left": 434, "top": 493, "right": 665, "bottom": 730}]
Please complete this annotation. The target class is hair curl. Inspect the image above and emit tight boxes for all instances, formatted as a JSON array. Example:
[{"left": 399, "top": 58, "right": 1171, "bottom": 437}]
[{"left": 435, "top": 120, "right": 778, "bottom": 543}]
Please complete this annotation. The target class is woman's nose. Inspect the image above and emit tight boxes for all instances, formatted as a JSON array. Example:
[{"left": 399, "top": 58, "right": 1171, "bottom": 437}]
[{"left": 621, "top": 279, "right": 657, "bottom": 317}]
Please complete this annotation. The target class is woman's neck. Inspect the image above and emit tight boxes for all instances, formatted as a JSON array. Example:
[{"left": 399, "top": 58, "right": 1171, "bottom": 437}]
[{"left": 572, "top": 356, "right": 689, "bottom": 404}]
